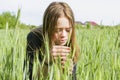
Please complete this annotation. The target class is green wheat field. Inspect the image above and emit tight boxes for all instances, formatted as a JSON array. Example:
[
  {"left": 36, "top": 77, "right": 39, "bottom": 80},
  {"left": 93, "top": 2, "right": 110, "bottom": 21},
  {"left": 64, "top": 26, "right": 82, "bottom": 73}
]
[{"left": 0, "top": 25, "right": 120, "bottom": 80}]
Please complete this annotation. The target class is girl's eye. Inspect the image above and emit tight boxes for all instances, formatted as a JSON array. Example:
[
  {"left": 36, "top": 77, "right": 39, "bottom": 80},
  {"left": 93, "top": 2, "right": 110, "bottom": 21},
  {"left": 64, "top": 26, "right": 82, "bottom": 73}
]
[
  {"left": 54, "top": 27, "right": 72, "bottom": 33},
  {"left": 66, "top": 28, "right": 70, "bottom": 32},
  {"left": 55, "top": 29, "right": 62, "bottom": 32},
  {"left": 66, "top": 28, "right": 72, "bottom": 32}
]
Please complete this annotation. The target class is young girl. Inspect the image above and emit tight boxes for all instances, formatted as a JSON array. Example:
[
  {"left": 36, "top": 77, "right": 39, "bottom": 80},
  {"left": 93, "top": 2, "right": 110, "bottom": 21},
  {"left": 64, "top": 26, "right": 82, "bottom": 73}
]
[{"left": 26, "top": 1, "right": 79, "bottom": 80}]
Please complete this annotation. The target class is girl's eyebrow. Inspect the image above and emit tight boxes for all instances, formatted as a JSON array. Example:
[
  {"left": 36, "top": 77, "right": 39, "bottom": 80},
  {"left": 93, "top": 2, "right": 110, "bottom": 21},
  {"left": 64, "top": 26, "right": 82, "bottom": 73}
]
[{"left": 56, "top": 27, "right": 72, "bottom": 29}]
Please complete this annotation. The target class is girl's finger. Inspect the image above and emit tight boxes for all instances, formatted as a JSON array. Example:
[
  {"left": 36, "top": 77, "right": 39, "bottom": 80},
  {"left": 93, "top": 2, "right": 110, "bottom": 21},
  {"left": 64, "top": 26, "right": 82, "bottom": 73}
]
[{"left": 52, "top": 47, "right": 70, "bottom": 53}]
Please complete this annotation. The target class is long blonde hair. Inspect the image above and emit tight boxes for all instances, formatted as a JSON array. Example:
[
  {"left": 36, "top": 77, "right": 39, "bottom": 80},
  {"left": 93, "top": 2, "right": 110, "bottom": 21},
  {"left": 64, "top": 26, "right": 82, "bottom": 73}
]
[{"left": 43, "top": 2, "right": 79, "bottom": 63}]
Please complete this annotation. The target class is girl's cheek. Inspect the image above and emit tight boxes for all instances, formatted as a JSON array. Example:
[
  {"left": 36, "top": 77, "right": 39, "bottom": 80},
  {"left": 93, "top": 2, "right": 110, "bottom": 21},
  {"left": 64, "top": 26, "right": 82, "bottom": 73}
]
[{"left": 52, "top": 33, "right": 58, "bottom": 42}]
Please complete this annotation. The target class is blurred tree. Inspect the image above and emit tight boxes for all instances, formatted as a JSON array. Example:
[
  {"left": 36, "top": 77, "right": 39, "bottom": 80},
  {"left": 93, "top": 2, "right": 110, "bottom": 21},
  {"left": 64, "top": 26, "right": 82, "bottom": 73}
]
[
  {"left": 0, "top": 12, "right": 18, "bottom": 29},
  {"left": 0, "top": 10, "right": 37, "bottom": 29}
]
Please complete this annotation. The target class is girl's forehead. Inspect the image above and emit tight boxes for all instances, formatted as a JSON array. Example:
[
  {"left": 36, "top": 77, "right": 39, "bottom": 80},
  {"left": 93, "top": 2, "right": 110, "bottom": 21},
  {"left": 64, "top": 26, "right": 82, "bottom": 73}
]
[{"left": 56, "top": 17, "right": 71, "bottom": 28}]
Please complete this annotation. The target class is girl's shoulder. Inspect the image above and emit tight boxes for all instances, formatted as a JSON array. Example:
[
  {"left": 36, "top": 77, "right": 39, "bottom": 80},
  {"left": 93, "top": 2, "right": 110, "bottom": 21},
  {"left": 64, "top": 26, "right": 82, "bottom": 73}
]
[
  {"left": 31, "top": 27, "right": 43, "bottom": 35},
  {"left": 27, "top": 27, "right": 43, "bottom": 42}
]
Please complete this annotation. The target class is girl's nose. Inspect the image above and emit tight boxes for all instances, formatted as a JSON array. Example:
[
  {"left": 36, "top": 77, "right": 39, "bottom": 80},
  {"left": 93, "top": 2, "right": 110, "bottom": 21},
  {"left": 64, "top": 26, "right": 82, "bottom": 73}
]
[{"left": 61, "top": 29, "right": 67, "bottom": 37}]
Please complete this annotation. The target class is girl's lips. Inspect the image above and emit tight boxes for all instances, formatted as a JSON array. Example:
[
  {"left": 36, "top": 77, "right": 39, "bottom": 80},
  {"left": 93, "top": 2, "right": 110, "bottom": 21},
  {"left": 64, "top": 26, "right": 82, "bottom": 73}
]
[{"left": 60, "top": 39, "right": 67, "bottom": 43}]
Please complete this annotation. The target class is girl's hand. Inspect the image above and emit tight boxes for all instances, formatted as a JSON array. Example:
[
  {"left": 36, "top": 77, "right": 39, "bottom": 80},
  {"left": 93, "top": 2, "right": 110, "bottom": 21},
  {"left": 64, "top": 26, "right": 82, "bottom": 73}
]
[
  {"left": 51, "top": 45, "right": 73, "bottom": 74},
  {"left": 50, "top": 45, "right": 70, "bottom": 60}
]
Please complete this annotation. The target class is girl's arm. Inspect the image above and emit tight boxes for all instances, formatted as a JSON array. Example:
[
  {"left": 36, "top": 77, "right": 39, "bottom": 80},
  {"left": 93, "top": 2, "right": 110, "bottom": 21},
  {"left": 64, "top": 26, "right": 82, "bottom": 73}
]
[{"left": 25, "top": 29, "right": 43, "bottom": 80}]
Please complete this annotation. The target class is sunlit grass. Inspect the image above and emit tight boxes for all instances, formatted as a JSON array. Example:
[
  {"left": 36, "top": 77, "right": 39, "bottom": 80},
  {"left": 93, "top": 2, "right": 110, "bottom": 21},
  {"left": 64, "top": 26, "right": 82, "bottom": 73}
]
[{"left": 0, "top": 25, "right": 120, "bottom": 80}]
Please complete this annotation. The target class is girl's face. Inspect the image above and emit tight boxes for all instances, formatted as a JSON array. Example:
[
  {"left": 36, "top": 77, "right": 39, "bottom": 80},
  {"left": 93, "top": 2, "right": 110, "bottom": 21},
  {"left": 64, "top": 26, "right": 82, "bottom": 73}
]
[{"left": 52, "top": 17, "right": 72, "bottom": 46}]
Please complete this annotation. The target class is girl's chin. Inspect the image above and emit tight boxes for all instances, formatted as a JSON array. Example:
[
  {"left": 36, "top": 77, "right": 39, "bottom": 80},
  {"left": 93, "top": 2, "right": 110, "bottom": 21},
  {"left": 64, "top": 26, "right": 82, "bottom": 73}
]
[
  {"left": 59, "top": 42, "right": 67, "bottom": 46},
  {"left": 60, "top": 43, "right": 66, "bottom": 46},
  {"left": 55, "top": 42, "right": 66, "bottom": 46}
]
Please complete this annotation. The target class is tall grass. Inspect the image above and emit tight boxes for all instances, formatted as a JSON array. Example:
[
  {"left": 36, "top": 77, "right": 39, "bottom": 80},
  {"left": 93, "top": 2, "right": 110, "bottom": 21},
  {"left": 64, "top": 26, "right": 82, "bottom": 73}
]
[
  {"left": 0, "top": 10, "right": 120, "bottom": 79},
  {"left": 0, "top": 28, "right": 29, "bottom": 80},
  {"left": 0, "top": 25, "right": 120, "bottom": 80},
  {"left": 76, "top": 27, "right": 120, "bottom": 80}
]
